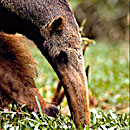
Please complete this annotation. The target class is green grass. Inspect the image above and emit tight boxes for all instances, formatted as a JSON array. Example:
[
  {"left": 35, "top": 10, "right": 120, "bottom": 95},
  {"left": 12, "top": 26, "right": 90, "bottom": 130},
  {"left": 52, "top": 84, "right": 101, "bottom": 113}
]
[
  {"left": 0, "top": 40, "right": 129, "bottom": 129},
  {"left": 0, "top": 104, "right": 129, "bottom": 129},
  {"left": 84, "top": 41, "right": 129, "bottom": 111}
]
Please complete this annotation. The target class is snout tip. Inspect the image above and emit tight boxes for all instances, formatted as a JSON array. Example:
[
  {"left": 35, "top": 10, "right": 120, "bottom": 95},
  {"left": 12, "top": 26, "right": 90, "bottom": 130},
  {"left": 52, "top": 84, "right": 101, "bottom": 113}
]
[{"left": 44, "top": 104, "right": 59, "bottom": 118}]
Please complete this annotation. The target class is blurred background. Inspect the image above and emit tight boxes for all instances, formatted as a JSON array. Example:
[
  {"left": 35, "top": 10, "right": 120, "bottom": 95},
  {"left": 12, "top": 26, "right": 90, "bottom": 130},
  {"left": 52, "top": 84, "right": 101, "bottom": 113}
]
[
  {"left": 26, "top": 0, "right": 129, "bottom": 115},
  {"left": 69, "top": 0, "right": 129, "bottom": 42}
]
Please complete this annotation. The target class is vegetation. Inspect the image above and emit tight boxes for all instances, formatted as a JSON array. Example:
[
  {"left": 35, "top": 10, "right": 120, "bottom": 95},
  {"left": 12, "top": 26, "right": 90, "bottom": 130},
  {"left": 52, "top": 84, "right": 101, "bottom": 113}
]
[
  {"left": 84, "top": 41, "right": 129, "bottom": 111},
  {"left": 0, "top": 105, "right": 129, "bottom": 129}
]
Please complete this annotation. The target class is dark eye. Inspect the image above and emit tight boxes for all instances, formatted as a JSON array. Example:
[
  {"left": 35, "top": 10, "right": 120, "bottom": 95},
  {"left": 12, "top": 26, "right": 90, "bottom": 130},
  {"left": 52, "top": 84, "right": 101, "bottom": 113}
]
[{"left": 56, "top": 50, "right": 68, "bottom": 64}]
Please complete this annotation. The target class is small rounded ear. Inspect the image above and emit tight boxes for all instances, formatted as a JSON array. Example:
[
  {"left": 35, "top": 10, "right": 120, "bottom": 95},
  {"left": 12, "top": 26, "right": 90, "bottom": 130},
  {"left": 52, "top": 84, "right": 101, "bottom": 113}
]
[
  {"left": 40, "top": 16, "right": 65, "bottom": 38},
  {"left": 48, "top": 16, "right": 65, "bottom": 34}
]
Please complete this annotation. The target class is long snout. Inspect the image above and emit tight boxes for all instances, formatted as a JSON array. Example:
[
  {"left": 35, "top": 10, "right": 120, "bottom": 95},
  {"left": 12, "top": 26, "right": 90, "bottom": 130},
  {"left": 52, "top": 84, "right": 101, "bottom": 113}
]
[{"left": 54, "top": 47, "right": 90, "bottom": 128}]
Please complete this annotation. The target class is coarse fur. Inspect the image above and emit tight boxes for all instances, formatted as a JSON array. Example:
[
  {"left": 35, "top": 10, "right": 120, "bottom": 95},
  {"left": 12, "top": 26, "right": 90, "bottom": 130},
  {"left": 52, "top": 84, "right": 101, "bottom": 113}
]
[
  {"left": 0, "top": 33, "right": 59, "bottom": 118},
  {"left": 0, "top": 32, "right": 39, "bottom": 107}
]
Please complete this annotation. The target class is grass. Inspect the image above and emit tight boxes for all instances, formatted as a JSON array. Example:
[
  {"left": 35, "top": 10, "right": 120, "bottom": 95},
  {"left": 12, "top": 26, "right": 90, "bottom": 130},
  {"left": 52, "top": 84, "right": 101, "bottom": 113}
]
[
  {"left": 0, "top": 104, "right": 129, "bottom": 129},
  {"left": 84, "top": 41, "right": 129, "bottom": 111},
  {"left": 0, "top": 39, "right": 129, "bottom": 129}
]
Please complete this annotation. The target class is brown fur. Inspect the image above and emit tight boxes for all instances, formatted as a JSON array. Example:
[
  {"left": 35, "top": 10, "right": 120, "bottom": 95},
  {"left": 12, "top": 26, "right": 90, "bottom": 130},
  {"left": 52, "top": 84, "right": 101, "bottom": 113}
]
[
  {"left": 0, "top": 32, "right": 40, "bottom": 106},
  {"left": 0, "top": 32, "right": 37, "bottom": 85},
  {"left": 0, "top": 32, "right": 58, "bottom": 117}
]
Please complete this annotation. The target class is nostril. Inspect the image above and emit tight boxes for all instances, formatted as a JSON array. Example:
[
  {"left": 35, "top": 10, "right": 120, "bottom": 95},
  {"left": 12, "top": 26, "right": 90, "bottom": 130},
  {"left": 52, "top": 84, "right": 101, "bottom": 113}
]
[{"left": 56, "top": 50, "right": 68, "bottom": 64}]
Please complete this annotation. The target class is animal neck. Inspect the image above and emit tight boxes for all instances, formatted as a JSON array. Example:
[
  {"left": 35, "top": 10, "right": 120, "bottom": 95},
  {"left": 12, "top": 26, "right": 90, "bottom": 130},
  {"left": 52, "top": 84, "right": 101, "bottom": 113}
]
[{"left": 0, "top": 5, "right": 45, "bottom": 47}]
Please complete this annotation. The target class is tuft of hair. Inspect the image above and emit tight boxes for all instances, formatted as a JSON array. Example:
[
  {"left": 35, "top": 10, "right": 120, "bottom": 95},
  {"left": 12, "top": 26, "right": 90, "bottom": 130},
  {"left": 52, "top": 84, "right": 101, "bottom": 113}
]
[
  {"left": 0, "top": 32, "right": 49, "bottom": 110},
  {"left": 0, "top": 32, "right": 38, "bottom": 89}
]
